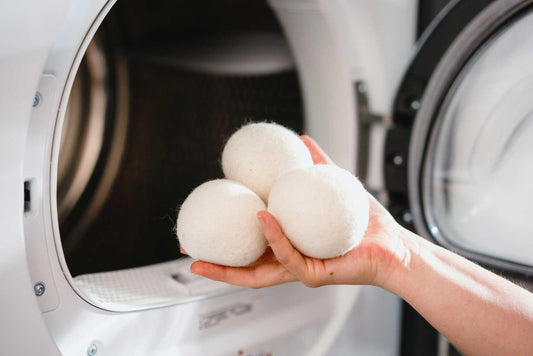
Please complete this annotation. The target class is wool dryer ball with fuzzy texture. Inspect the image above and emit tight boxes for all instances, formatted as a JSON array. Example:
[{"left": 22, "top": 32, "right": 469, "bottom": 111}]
[
  {"left": 177, "top": 179, "right": 267, "bottom": 267},
  {"left": 268, "top": 164, "right": 370, "bottom": 259},
  {"left": 222, "top": 122, "right": 313, "bottom": 201}
]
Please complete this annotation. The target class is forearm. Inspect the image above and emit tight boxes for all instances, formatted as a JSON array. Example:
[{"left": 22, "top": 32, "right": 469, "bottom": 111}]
[{"left": 383, "top": 229, "right": 533, "bottom": 355}]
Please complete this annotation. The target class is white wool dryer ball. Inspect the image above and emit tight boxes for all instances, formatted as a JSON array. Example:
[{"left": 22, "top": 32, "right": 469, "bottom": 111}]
[
  {"left": 221, "top": 122, "right": 313, "bottom": 201},
  {"left": 177, "top": 179, "right": 267, "bottom": 267},
  {"left": 268, "top": 165, "right": 370, "bottom": 259}
]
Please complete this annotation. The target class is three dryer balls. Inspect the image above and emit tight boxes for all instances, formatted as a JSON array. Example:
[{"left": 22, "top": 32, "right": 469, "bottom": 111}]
[{"left": 176, "top": 122, "right": 370, "bottom": 266}]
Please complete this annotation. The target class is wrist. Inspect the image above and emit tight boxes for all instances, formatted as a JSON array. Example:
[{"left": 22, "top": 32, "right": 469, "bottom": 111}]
[{"left": 373, "top": 227, "right": 425, "bottom": 294}]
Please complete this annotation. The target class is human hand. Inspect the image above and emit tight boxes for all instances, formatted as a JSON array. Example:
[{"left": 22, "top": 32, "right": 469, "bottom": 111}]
[{"left": 184, "top": 135, "right": 411, "bottom": 289}]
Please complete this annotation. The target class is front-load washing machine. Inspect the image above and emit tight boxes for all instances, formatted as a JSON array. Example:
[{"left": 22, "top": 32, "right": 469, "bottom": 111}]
[{"left": 3, "top": 0, "right": 533, "bottom": 355}]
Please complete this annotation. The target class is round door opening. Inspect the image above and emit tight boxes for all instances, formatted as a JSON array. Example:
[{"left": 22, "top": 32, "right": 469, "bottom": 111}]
[{"left": 55, "top": 0, "right": 304, "bottom": 310}]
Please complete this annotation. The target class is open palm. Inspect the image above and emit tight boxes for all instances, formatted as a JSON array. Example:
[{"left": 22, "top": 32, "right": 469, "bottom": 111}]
[{"left": 186, "top": 136, "right": 406, "bottom": 289}]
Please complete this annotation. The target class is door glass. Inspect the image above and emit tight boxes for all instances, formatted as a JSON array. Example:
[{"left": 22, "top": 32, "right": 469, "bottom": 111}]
[{"left": 425, "top": 10, "right": 533, "bottom": 266}]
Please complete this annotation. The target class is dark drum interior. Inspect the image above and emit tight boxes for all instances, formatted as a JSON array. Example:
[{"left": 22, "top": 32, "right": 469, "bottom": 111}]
[{"left": 58, "top": 0, "right": 304, "bottom": 276}]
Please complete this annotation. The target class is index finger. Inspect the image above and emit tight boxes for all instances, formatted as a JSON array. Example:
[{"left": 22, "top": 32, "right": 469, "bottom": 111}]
[{"left": 257, "top": 211, "right": 308, "bottom": 280}]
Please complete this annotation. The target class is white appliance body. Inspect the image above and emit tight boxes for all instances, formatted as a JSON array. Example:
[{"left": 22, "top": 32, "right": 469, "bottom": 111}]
[{"left": 1, "top": 0, "right": 416, "bottom": 355}]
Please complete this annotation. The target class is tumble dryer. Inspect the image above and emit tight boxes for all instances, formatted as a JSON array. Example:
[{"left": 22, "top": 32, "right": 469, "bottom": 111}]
[
  {"left": 1, "top": 0, "right": 412, "bottom": 355},
  {"left": 3, "top": 0, "right": 533, "bottom": 355}
]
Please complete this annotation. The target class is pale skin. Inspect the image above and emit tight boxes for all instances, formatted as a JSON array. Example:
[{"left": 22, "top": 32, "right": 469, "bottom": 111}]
[{"left": 182, "top": 135, "right": 533, "bottom": 355}]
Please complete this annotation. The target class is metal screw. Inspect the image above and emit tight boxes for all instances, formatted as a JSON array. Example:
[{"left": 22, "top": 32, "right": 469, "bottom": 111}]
[
  {"left": 87, "top": 345, "right": 97, "bottom": 356},
  {"left": 402, "top": 210, "right": 413, "bottom": 224},
  {"left": 357, "top": 82, "right": 367, "bottom": 93},
  {"left": 34, "top": 282, "right": 45, "bottom": 296},
  {"left": 392, "top": 154, "right": 404, "bottom": 167},
  {"left": 410, "top": 99, "right": 421, "bottom": 111},
  {"left": 33, "top": 92, "right": 42, "bottom": 107}
]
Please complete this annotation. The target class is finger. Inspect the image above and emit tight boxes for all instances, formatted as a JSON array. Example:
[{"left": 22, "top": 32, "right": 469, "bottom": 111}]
[
  {"left": 300, "top": 135, "right": 335, "bottom": 165},
  {"left": 257, "top": 211, "right": 308, "bottom": 279},
  {"left": 180, "top": 246, "right": 188, "bottom": 255},
  {"left": 191, "top": 261, "right": 296, "bottom": 288}
]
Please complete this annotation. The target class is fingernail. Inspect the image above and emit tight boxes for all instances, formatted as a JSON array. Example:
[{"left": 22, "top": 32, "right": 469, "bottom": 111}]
[{"left": 257, "top": 212, "right": 266, "bottom": 227}]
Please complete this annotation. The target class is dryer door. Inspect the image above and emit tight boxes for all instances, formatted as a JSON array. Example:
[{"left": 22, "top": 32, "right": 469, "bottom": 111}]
[
  {"left": 401, "top": 0, "right": 533, "bottom": 276},
  {"left": 387, "top": 0, "right": 533, "bottom": 353}
]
